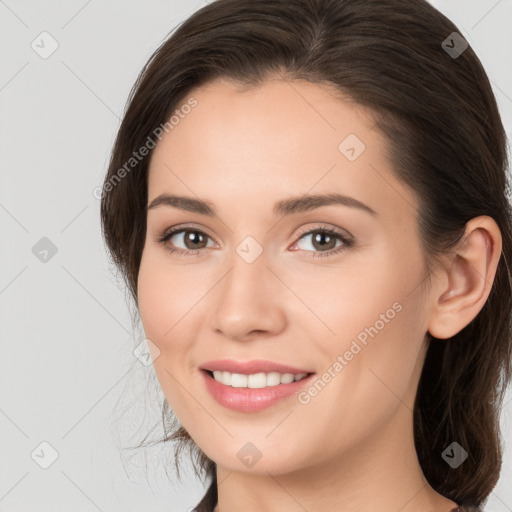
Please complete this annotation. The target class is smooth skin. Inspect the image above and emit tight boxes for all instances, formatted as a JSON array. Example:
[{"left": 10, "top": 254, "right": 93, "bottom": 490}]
[{"left": 137, "top": 76, "right": 502, "bottom": 512}]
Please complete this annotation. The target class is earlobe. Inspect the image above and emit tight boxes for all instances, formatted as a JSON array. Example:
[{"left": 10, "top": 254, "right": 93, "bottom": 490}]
[{"left": 427, "top": 216, "right": 502, "bottom": 340}]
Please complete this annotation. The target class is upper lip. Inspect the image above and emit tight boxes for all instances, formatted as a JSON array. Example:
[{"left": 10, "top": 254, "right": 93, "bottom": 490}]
[{"left": 201, "top": 359, "right": 314, "bottom": 375}]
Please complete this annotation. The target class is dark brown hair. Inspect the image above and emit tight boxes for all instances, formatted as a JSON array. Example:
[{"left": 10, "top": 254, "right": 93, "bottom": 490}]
[{"left": 100, "top": 0, "right": 512, "bottom": 509}]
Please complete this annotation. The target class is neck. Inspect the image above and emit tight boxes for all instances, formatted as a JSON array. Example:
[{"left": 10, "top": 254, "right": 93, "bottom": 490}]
[{"left": 214, "top": 403, "right": 458, "bottom": 512}]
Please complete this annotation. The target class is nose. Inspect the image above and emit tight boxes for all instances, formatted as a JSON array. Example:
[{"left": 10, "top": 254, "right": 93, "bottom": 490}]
[{"left": 209, "top": 246, "right": 287, "bottom": 342}]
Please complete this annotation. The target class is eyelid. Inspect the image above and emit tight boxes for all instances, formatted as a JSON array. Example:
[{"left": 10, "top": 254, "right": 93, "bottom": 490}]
[
  {"left": 157, "top": 223, "right": 220, "bottom": 244},
  {"left": 294, "top": 223, "right": 353, "bottom": 240}
]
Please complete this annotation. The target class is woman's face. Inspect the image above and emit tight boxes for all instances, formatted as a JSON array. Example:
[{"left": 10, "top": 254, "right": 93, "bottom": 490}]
[{"left": 138, "top": 77, "right": 433, "bottom": 475}]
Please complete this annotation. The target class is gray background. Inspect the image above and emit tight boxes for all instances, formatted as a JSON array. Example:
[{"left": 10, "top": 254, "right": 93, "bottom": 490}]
[{"left": 1, "top": 1, "right": 511, "bottom": 511}]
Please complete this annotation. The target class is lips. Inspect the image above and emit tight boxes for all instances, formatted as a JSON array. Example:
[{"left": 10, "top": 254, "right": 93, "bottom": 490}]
[
  {"left": 199, "top": 358, "right": 316, "bottom": 412},
  {"left": 200, "top": 359, "right": 313, "bottom": 375},
  {"left": 201, "top": 368, "right": 316, "bottom": 412}
]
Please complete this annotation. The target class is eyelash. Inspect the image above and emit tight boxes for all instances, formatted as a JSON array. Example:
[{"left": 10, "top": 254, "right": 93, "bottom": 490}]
[{"left": 156, "top": 224, "right": 354, "bottom": 259}]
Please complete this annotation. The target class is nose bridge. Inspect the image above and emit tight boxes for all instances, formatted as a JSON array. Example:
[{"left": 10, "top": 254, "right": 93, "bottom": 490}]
[
  {"left": 220, "top": 237, "right": 271, "bottom": 308},
  {"left": 210, "top": 235, "right": 286, "bottom": 339}
]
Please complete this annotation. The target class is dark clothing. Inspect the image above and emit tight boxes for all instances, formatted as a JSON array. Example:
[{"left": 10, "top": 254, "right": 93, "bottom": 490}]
[{"left": 193, "top": 478, "right": 217, "bottom": 512}]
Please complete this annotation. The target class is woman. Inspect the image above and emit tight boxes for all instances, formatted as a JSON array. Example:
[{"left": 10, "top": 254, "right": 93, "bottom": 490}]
[{"left": 100, "top": 0, "right": 512, "bottom": 510}]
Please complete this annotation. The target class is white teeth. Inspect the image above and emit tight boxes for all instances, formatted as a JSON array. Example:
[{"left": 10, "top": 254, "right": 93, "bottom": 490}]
[
  {"left": 267, "top": 372, "right": 281, "bottom": 386},
  {"left": 231, "top": 373, "right": 247, "bottom": 387},
  {"left": 280, "top": 373, "right": 295, "bottom": 384},
  {"left": 248, "top": 373, "right": 267, "bottom": 388},
  {"left": 211, "top": 370, "right": 309, "bottom": 388}
]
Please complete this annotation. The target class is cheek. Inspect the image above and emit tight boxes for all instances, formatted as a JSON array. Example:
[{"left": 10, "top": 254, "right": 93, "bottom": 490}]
[
  {"left": 293, "top": 300, "right": 426, "bottom": 463},
  {"left": 136, "top": 251, "right": 198, "bottom": 420},
  {"left": 137, "top": 247, "right": 195, "bottom": 341},
  {"left": 137, "top": 254, "right": 168, "bottom": 340},
  {"left": 136, "top": 247, "right": 213, "bottom": 380},
  {"left": 311, "top": 249, "right": 428, "bottom": 410}
]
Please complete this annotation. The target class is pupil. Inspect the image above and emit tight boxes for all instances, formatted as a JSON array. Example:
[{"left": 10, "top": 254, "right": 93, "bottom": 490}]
[
  {"left": 314, "top": 232, "right": 335, "bottom": 250},
  {"left": 186, "top": 231, "right": 205, "bottom": 249}
]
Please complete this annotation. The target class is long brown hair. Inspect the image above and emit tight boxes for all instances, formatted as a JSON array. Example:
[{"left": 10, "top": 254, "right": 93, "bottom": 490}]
[{"left": 100, "top": 0, "right": 512, "bottom": 508}]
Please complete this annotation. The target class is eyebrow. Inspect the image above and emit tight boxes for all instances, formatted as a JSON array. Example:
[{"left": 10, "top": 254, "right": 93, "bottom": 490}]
[{"left": 147, "top": 192, "right": 377, "bottom": 217}]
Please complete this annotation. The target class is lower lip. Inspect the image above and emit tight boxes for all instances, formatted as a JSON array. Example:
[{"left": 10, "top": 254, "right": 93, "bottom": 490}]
[{"left": 201, "top": 370, "right": 315, "bottom": 412}]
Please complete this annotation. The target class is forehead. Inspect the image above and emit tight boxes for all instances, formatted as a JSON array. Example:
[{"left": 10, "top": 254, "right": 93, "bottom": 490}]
[
  {"left": 150, "top": 77, "right": 378, "bottom": 173},
  {"left": 147, "top": 77, "right": 417, "bottom": 228}
]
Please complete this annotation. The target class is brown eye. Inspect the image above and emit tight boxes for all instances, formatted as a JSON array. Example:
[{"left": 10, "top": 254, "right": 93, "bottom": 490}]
[
  {"left": 181, "top": 230, "right": 209, "bottom": 249},
  {"left": 294, "top": 227, "right": 353, "bottom": 257},
  {"left": 157, "top": 227, "right": 216, "bottom": 254},
  {"left": 310, "top": 231, "right": 338, "bottom": 251}
]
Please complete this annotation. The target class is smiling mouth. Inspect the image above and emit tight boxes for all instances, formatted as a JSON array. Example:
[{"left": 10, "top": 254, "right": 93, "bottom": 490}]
[{"left": 203, "top": 369, "right": 313, "bottom": 388}]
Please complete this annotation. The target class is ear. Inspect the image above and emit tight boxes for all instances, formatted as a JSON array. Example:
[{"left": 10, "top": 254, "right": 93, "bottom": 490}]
[{"left": 427, "top": 215, "right": 502, "bottom": 339}]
